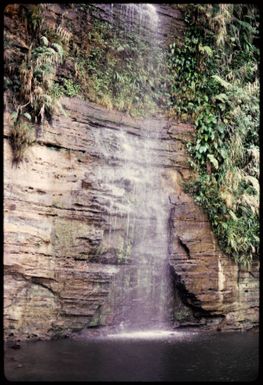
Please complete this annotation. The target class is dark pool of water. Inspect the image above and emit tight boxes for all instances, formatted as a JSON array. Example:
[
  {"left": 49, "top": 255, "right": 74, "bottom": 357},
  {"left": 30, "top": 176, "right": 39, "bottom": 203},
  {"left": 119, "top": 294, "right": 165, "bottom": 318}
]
[{"left": 4, "top": 329, "right": 259, "bottom": 382}]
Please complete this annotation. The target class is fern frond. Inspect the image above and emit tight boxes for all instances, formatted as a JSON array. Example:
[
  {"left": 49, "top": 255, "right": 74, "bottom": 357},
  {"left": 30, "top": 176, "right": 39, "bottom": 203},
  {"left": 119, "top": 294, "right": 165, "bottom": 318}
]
[{"left": 212, "top": 75, "right": 231, "bottom": 89}]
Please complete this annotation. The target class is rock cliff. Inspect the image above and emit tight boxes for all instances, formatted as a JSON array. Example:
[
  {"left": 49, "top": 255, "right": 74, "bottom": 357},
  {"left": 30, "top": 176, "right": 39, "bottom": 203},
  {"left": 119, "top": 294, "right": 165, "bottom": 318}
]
[{"left": 4, "top": 97, "right": 259, "bottom": 340}]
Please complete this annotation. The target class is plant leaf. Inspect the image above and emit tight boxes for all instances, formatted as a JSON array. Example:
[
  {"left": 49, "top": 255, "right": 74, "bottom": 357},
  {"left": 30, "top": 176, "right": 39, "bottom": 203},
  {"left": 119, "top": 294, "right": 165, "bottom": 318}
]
[
  {"left": 23, "top": 112, "right": 32, "bottom": 121},
  {"left": 40, "top": 36, "right": 49, "bottom": 46},
  {"left": 207, "top": 154, "right": 219, "bottom": 169}
]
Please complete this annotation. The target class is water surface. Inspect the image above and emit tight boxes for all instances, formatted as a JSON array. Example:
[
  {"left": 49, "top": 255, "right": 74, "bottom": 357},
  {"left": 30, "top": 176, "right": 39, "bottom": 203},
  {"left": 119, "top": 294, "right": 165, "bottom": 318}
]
[{"left": 5, "top": 330, "right": 258, "bottom": 382}]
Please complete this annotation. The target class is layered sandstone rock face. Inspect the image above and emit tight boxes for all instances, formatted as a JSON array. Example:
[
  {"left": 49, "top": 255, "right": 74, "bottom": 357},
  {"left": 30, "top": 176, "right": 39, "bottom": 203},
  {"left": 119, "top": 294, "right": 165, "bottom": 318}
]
[
  {"left": 4, "top": 97, "right": 259, "bottom": 340},
  {"left": 166, "top": 145, "right": 260, "bottom": 329},
  {"left": 89, "top": 3, "right": 185, "bottom": 43}
]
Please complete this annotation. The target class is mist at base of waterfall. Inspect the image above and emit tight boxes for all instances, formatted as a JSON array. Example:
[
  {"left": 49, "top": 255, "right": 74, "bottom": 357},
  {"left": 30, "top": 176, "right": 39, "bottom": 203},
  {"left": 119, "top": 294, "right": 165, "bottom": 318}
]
[{"left": 5, "top": 330, "right": 258, "bottom": 382}]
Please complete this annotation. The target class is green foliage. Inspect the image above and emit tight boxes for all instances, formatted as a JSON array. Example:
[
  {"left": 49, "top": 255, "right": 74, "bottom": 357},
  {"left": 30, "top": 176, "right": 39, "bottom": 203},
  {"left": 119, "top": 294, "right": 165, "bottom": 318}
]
[
  {"left": 26, "top": 4, "right": 44, "bottom": 33},
  {"left": 28, "top": 40, "right": 65, "bottom": 121},
  {"left": 5, "top": 4, "right": 70, "bottom": 162},
  {"left": 4, "top": 5, "right": 259, "bottom": 265},
  {"left": 5, "top": 5, "right": 168, "bottom": 122},
  {"left": 10, "top": 115, "right": 35, "bottom": 164},
  {"left": 62, "top": 79, "right": 81, "bottom": 97},
  {"left": 171, "top": 4, "right": 259, "bottom": 266},
  {"left": 50, "top": 79, "right": 80, "bottom": 98},
  {"left": 70, "top": 17, "right": 168, "bottom": 116}
]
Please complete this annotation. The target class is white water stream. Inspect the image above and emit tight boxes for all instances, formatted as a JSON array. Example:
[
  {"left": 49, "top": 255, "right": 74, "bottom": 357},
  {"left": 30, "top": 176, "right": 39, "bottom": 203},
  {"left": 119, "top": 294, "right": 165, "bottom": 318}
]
[
  {"left": 91, "top": 4, "right": 172, "bottom": 331},
  {"left": 111, "top": 3, "right": 159, "bottom": 35}
]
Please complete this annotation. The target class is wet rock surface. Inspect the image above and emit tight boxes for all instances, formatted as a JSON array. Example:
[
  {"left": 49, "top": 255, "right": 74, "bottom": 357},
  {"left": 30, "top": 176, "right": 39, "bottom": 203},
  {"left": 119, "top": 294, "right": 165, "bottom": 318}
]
[
  {"left": 4, "top": 3, "right": 259, "bottom": 343},
  {"left": 4, "top": 97, "right": 259, "bottom": 340},
  {"left": 82, "top": 3, "right": 185, "bottom": 45}
]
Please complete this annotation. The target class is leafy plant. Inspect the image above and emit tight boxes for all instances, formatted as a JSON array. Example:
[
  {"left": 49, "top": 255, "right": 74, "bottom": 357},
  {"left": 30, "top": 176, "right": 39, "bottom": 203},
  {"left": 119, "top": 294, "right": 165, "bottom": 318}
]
[
  {"left": 62, "top": 79, "right": 80, "bottom": 97},
  {"left": 4, "top": 3, "right": 259, "bottom": 266},
  {"left": 70, "top": 15, "right": 168, "bottom": 116},
  {"left": 5, "top": 4, "right": 70, "bottom": 162},
  {"left": 10, "top": 114, "right": 35, "bottom": 164},
  {"left": 170, "top": 4, "right": 259, "bottom": 266}
]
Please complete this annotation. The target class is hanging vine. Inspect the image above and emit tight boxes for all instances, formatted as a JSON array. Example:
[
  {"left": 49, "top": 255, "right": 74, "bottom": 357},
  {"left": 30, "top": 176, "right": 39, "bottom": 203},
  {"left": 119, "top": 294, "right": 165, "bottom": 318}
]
[{"left": 167, "top": 4, "right": 259, "bottom": 266}]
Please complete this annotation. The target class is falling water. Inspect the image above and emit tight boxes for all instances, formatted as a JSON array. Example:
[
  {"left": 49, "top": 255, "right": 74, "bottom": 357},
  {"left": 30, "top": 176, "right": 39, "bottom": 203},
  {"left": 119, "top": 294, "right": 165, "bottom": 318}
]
[
  {"left": 120, "top": 118, "right": 172, "bottom": 329},
  {"left": 91, "top": 4, "right": 173, "bottom": 331},
  {"left": 117, "top": 3, "right": 159, "bottom": 35}
]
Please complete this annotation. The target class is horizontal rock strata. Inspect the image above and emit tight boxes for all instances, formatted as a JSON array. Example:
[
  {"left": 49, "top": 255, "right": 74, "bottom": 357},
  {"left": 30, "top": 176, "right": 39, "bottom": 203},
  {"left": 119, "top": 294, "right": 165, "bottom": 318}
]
[{"left": 4, "top": 97, "right": 259, "bottom": 340}]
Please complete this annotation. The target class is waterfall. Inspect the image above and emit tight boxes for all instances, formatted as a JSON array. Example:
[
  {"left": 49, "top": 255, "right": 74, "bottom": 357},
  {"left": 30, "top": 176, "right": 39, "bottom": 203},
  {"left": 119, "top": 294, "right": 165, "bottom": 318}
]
[
  {"left": 118, "top": 4, "right": 159, "bottom": 34},
  {"left": 121, "top": 118, "right": 172, "bottom": 329},
  {"left": 91, "top": 3, "right": 173, "bottom": 331}
]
